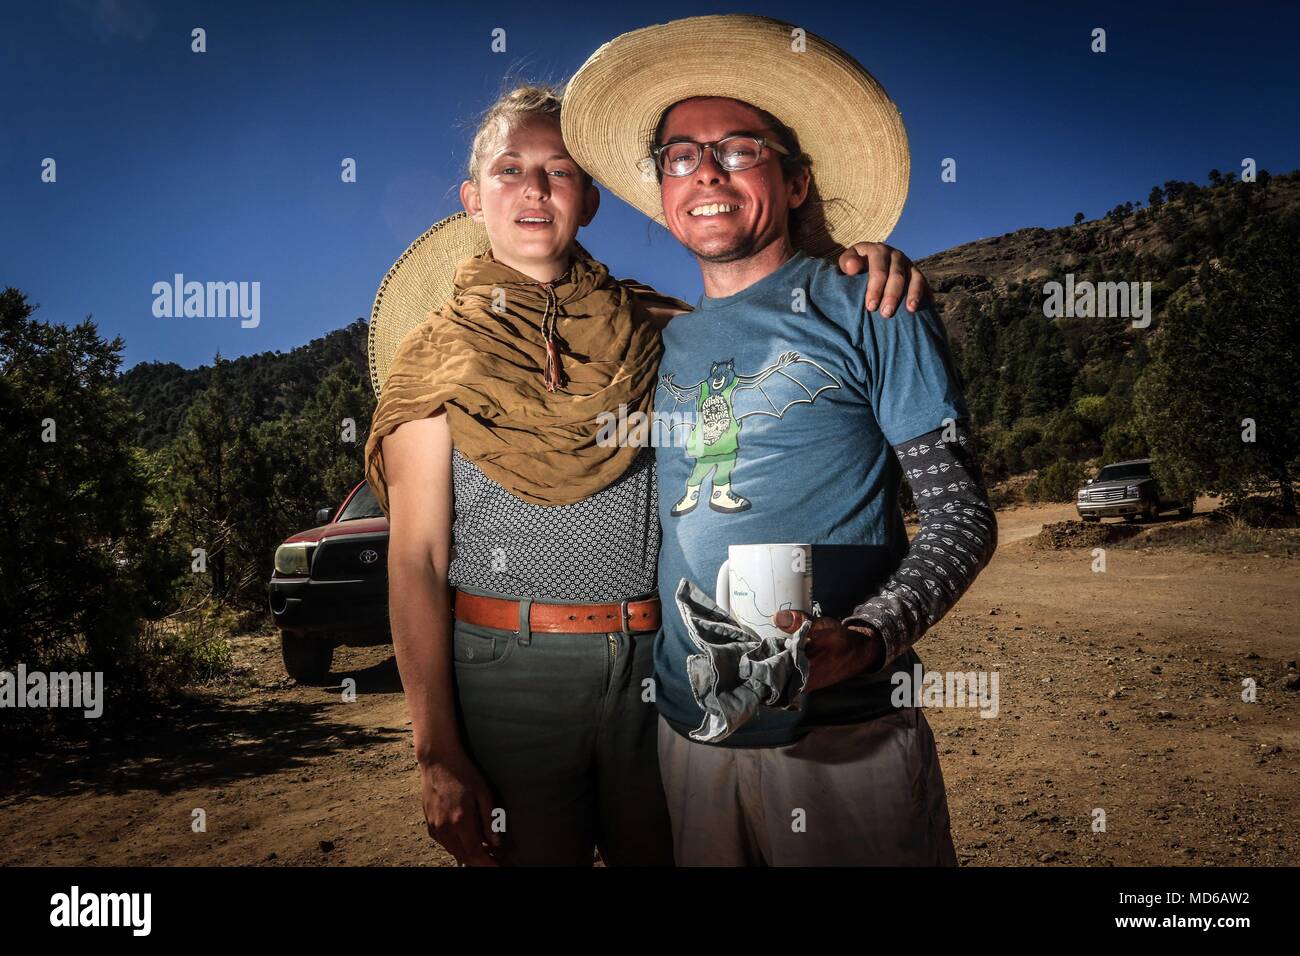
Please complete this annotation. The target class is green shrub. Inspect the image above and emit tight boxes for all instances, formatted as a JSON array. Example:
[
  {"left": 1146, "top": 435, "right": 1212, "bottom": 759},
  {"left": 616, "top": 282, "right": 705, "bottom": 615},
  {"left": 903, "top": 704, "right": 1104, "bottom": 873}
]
[
  {"left": 1024, "top": 459, "right": 1087, "bottom": 503},
  {"left": 988, "top": 420, "right": 1045, "bottom": 475},
  {"left": 1074, "top": 395, "right": 1108, "bottom": 429},
  {"left": 131, "top": 611, "right": 236, "bottom": 688},
  {"left": 1101, "top": 419, "right": 1149, "bottom": 463}
]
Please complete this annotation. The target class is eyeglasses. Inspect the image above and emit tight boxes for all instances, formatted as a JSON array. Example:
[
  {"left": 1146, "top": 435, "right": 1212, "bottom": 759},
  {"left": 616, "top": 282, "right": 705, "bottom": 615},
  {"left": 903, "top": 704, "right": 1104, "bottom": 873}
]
[{"left": 640, "top": 135, "right": 791, "bottom": 179}]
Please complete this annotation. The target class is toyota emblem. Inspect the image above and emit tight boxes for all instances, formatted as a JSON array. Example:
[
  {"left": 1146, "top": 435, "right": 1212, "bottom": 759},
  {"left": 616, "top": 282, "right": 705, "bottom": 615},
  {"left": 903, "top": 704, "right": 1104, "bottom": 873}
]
[{"left": 359, "top": 549, "right": 379, "bottom": 565}]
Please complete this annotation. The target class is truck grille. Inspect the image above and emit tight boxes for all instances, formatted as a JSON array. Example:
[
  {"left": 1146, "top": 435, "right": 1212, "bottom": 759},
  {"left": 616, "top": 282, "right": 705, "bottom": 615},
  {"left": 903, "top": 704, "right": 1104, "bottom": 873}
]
[
  {"left": 311, "top": 533, "right": 389, "bottom": 581},
  {"left": 1088, "top": 486, "right": 1128, "bottom": 503}
]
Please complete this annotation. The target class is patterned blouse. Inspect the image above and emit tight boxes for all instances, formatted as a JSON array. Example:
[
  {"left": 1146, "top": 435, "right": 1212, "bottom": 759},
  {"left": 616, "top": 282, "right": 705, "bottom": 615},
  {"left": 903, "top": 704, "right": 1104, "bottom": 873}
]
[{"left": 447, "top": 446, "right": 659, "bottom": 602}]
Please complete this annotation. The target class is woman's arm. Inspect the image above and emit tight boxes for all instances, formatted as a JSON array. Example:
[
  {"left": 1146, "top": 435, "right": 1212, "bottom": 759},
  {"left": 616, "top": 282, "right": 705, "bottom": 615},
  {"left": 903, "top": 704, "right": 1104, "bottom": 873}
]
[
  {"left": 381, "top": 410, "right": 499, "bottom": 865},
  {"left": 384, "top": 411, "right": 456, "bottom": 760}
]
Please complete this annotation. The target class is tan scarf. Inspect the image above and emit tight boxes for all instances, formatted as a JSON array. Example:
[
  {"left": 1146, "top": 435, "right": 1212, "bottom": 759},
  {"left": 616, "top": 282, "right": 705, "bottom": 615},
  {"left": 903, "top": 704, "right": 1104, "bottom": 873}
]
[{"left": 365, "top": 249, "right": 673, "bottom": 514}]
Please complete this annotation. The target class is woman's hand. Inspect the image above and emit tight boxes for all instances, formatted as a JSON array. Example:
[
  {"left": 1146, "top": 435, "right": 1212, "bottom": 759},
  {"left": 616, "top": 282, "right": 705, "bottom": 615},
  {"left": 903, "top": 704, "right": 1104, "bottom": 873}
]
[{"left": 420, "top": 750, "right": 502, "bottom": 866}]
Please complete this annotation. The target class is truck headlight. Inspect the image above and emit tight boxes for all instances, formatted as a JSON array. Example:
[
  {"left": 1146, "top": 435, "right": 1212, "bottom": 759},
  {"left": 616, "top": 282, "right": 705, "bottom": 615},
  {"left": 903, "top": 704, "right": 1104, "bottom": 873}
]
[
  {"left": 1126, "top": 485, "right": 1141, "bottom": 498},
  {"left": 274, "top": 542, "right": 315, "bottom": 575}
]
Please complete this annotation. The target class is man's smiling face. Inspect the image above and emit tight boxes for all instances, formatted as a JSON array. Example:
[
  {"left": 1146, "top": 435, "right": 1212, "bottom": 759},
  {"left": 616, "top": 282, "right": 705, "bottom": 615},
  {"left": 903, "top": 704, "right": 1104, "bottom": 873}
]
[{"left": 656, "top": 97, "right": 809, "bottom": 263}]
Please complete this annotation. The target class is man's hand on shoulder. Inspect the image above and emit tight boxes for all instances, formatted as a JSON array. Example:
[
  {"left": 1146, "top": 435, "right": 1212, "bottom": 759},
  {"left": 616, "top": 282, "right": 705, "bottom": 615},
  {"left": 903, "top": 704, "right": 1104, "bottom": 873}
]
[
  {"left": 775, "top": 610, "right": 886, "bottom": 692},
  {"left": 835, "top": 242, "right": 933, "bottom": 318}
]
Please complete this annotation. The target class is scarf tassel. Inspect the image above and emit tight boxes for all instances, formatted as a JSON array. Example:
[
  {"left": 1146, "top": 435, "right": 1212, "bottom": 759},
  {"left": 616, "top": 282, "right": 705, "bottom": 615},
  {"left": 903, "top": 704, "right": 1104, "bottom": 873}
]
[
  {"left": 543, "top": 338, "right": 567, "bottom": 392},
  {"left": 540, "top": 281, "right": 568, "bottom": 393}
]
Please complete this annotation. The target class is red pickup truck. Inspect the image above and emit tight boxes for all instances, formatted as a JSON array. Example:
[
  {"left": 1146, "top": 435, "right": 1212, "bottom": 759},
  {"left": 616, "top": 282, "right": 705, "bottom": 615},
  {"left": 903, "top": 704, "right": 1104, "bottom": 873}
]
[{"left": 267, "top": 481, "right": 390, "bottom": 682}]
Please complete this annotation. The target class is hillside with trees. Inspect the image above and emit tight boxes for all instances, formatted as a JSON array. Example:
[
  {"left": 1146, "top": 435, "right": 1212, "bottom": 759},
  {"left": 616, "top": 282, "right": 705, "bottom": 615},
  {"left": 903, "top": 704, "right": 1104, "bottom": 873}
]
[
  {"left": 919, "top": 168, "right": 1299, "bottom": 509},
  {"left": 117, "top": 320, "right": 372, "bottom": 451}
]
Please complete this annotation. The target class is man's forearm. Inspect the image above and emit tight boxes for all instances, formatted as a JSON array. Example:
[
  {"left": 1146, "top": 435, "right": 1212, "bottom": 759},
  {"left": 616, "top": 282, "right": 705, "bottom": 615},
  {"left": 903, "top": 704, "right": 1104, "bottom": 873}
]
[
  {"left": 387, "top": 557, "right": 461, "bottom": 764},
  {"left": 844, "top": 420, "right": 998, "bottom": 671}
]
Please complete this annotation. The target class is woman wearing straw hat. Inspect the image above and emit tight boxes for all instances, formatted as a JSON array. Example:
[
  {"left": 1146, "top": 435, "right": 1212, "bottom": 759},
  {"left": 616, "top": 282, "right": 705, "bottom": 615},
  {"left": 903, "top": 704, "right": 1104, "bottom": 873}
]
[
  {"left": 362, "top": 80, "right": 930, "bottom": 866},
  {"left": 558, "top": 14, "right": 998, "bottom": 865}
]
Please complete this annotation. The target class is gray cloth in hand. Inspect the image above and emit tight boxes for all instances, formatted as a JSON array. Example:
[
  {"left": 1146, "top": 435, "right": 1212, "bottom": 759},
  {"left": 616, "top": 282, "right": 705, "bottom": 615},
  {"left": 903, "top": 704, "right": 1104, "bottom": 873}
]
[{"left": 673, "top": 577, "right": 811, "bottom": 743}]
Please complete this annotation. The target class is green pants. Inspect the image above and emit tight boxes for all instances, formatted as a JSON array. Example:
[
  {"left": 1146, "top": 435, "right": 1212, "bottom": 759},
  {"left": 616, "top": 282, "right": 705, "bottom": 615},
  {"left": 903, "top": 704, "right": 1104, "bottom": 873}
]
[
  {"left": 450, "top": 599, "right": 673, "bottom": 866},
  {"left": 686, "top": 452, "right": 736, "bottom": 487}
]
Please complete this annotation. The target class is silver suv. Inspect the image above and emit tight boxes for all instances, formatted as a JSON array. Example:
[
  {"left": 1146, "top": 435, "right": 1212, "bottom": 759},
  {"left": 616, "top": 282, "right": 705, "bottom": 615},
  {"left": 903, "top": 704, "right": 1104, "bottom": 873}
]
[{"left": 1076, "top": 459, "right": 1194, "bottom": 523}]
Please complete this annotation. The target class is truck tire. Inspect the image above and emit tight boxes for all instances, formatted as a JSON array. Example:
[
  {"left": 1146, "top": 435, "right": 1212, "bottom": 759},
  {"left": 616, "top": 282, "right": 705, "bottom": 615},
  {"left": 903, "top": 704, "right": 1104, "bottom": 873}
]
[{"left": 281, "top": 630, "right": 334, "bottom": 684}]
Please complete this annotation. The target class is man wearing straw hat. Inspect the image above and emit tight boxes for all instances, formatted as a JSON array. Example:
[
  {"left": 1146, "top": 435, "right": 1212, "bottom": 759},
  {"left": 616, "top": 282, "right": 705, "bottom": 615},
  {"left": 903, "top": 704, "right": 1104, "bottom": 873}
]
[{"left": 564, "top": 15, "right": 998, "bottom": 865}]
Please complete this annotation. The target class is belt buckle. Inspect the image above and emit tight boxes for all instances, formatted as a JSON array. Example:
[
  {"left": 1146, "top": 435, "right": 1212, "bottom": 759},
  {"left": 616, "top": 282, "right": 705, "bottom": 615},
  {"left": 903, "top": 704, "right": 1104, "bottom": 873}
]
[{"left": 619, "top": 599, "right": 631, "bottom": 635}]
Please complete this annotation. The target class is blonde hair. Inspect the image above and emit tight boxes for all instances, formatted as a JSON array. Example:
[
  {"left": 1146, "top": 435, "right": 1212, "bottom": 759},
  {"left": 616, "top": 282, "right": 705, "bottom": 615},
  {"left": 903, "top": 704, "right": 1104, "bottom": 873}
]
[{"left": 467, "top": 84, "right": 586, "bottom": 184}]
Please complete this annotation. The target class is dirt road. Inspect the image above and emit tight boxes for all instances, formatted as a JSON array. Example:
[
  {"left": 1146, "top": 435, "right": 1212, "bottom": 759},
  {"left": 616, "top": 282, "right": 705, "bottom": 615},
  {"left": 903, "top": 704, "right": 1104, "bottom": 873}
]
[{"left": 2, "top": 503, "right": 1296, "bottom": 866}]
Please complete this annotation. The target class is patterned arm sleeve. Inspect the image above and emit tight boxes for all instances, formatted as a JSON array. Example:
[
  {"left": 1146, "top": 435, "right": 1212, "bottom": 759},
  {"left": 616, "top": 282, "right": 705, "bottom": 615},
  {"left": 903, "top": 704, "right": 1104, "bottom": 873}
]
[{"left": 843, "top": 419, "right": 998, "bottom": 672}]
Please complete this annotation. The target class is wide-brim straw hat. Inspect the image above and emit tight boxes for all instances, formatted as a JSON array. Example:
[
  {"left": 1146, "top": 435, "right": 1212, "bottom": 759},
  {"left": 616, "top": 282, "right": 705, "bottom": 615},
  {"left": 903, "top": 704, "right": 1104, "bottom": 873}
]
[
  {"left": 562, "top": 14, "right": 909, "bottom": 258},
  {"left": 367, "top": 211, "right": 490, "bottom": 397}
]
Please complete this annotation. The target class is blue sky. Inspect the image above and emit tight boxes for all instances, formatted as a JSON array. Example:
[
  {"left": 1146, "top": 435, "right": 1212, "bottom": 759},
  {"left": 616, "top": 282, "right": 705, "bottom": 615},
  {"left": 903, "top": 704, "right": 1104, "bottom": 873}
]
[{"left": 3, "top": 0, "right": 1297, "bottom": 371}]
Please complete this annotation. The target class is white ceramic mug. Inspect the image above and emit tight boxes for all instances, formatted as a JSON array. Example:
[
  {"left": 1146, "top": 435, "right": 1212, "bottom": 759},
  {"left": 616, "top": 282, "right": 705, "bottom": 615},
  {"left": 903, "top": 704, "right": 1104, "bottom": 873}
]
[{"left": 714, "top": 543, "right": 814, "bottom": 640}]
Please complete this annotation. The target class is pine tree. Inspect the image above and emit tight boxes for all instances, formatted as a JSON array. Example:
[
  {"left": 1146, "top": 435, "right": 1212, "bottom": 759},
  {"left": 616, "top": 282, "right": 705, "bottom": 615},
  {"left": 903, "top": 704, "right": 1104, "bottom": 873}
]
[
  {"left": 961, "top": 302, "right": 999, "bottom": 425},
  {"left": 301, "top": 359, "right": 377, "bottom": 508},
  {"left": 262, "top": 358, "right": 375, "bottom": 516},
  {"left": 158, "top": 354, "right": 262, "bottom": 603},
  {"left": 0, "top": 288, "right": 169, "bottom": 671}
]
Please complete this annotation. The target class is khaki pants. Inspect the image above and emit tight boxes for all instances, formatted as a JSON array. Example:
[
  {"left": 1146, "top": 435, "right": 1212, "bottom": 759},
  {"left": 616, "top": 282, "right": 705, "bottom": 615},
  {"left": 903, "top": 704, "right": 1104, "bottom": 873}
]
[{"left": 656, "top": 707, "right": 958, "bottom": 866}]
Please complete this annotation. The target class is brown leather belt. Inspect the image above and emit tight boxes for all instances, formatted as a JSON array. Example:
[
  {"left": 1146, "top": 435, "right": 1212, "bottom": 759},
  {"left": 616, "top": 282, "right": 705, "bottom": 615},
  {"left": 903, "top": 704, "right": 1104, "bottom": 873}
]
[{"left": 453, "top": 590, "right": 661, "bottom": 634}]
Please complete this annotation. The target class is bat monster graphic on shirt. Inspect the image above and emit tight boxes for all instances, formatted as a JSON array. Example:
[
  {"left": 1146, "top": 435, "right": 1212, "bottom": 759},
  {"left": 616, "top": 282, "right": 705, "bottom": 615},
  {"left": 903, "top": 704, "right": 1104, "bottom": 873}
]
[{"left": 657, "top": 350, "right": 841, "bottom": 516}]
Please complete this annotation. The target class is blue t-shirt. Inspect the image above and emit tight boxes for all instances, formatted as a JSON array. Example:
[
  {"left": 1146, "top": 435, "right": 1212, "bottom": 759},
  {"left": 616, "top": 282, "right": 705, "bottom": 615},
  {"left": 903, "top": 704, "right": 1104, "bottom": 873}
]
[{"left": 652, "top": 250, "right": 968, "bottom": 746}]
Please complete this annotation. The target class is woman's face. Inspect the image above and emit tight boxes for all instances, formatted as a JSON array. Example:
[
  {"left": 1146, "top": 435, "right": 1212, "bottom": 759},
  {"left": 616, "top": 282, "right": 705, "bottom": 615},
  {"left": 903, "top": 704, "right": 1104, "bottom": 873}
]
[{"left": 461, "top": 114, "right": 599, "bottom": 281}]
